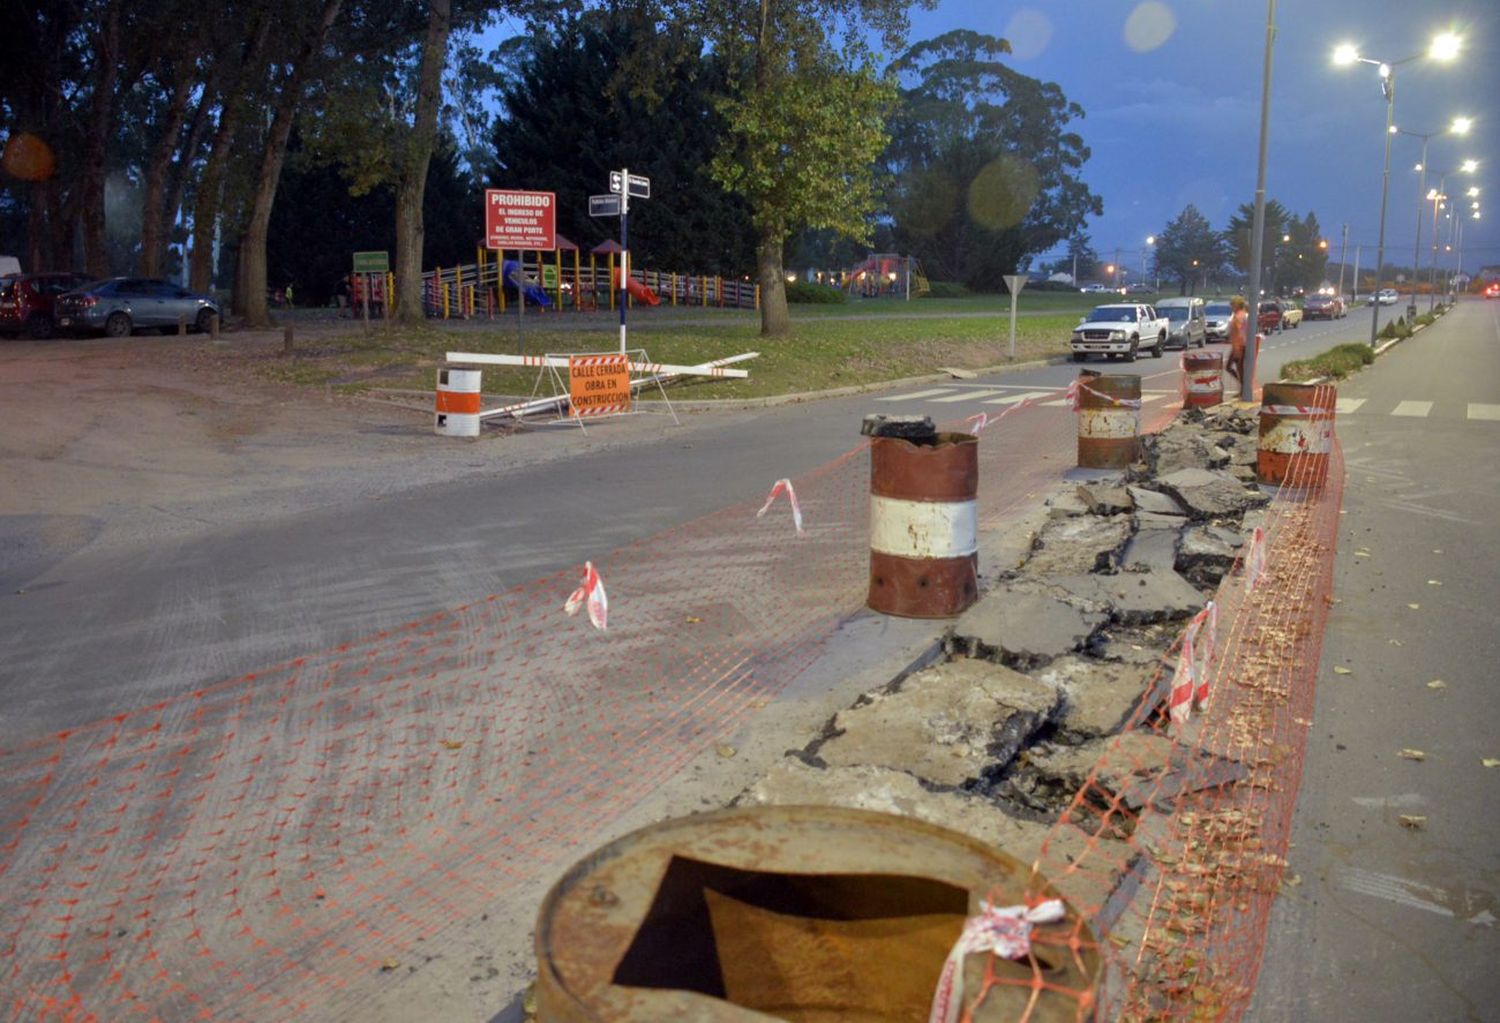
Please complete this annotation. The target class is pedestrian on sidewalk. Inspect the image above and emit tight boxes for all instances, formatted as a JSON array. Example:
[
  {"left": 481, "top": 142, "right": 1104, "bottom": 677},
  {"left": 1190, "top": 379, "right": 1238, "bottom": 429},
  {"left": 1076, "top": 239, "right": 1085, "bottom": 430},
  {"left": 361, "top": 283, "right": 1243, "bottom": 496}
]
[{"left": 1226, "top": 295, "right": 1249, "bottom": 386}]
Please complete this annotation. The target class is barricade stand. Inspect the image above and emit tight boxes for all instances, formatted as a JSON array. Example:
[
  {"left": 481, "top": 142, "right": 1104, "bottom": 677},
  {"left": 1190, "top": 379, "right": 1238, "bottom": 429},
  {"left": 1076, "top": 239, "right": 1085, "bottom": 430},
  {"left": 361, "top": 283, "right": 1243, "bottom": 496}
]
[
  {"left": 1256, "top": 381, "right": 1336, "bottom": 489},
  {"left": 1182, "top": 351, "right": 1223, "bottom": 408},
  {"left": 862, "top": 414, "right": 979, "bottom": 619},
  {"left": 1074, "top": 374, "right": 1142, "bottom": 469},
  {"left": 434, "top": 367, "right": 482, "bottom": 437},
  {"left": 530, "top": 349, "right": 681, "bottom": 433}
]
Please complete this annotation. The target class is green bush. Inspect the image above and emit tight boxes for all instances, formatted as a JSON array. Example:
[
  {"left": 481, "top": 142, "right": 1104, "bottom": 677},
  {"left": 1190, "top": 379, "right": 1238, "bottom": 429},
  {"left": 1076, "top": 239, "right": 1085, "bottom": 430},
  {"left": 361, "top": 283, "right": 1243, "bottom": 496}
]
[
  {"left": 1378, "top": 316, "right": 1413, "bottom": 341},
  {"left": 785, "top": 281, "right": 847, "bottom": 304},
  {"left": 1414, "top": 312, "right": 1436, "bottom": 327},
  {"left": 921, "top": 281, "right": 971, "bottom": 299},
  {"left": 1279, "top": 342, "right": 1375, "bottom": 382}
]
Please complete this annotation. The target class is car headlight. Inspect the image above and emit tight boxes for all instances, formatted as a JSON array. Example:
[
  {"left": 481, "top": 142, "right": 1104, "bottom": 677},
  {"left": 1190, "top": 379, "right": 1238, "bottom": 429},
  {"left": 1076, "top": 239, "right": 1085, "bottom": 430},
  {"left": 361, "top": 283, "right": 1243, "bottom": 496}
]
[
  {"left": 1070, "top": 331, "right": 1082, "bottom": 340},
  {"left": 1109, "top": 330, "right": 1125, "bottom": 340}
]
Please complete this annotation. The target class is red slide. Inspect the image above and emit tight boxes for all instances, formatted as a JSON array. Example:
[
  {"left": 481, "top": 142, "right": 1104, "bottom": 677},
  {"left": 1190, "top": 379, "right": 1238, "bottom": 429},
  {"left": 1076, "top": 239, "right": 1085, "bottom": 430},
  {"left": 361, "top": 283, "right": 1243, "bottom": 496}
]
[{"left": 612, "top": 268, "right": 661, "bottom": 306}]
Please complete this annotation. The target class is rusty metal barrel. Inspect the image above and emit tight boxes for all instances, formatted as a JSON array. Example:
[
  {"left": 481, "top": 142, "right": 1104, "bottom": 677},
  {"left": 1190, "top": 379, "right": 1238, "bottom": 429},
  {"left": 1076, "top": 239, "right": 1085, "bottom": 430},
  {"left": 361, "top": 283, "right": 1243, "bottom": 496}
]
[
  {"left": 534, "top": 805, "right": 1096, "bottom": 1023},
  {"left": 1257, "top": 381, "right": 1336, "bottom": 488},
  {"left": 1076, "top": 373, "right": 1141, "bottom": 469},
  {"left": 862, "top": 415, "right": 978, "bottom": 618},
  {"left": 434, "top": 366, "right": 482, "bottom": 437},
  {"left": 1182, "top": 350, "right": 1224, "bottom": 408}
]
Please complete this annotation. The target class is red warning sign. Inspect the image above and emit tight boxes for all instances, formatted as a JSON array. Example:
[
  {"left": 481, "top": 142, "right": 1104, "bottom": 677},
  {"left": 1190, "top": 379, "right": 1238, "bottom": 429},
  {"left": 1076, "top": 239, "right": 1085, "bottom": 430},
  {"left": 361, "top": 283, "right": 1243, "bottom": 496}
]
[{"left": 485, "top": 189, "right": 556, "bottom": 250}]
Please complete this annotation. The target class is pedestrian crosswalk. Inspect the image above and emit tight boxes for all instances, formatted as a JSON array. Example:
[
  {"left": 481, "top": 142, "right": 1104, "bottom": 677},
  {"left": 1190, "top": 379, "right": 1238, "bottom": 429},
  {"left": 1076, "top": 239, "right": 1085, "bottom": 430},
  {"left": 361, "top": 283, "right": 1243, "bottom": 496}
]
[{"left": 874, "top": 384, "right": 1500, "bottom": 421}]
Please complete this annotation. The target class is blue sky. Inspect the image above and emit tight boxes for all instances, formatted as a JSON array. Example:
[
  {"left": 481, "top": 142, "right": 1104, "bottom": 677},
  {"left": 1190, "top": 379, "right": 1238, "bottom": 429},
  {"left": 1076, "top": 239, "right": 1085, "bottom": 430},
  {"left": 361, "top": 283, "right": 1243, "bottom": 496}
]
[{"left": 906, "top": 0, "right": 1500, "bottom": 274}]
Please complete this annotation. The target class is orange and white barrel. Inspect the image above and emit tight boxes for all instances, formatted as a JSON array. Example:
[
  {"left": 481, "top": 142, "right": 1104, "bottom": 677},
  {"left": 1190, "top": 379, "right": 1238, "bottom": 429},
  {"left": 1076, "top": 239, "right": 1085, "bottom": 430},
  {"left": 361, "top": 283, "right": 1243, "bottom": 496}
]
[
  {"left": 1182, "top": 351, "right": 1223, "bottom": 408},
  {"left": 1077, "top": 374, "right": 1141, "bottom": 469},
  {"left": 868, "top": 432, "right": 979, "bottom": 618},
  {"left": 1256, "top": 381, "right": 1336, "bottom": 488},
  {"left": 435, "top": 367, "right": 482, "bottom": 437}
]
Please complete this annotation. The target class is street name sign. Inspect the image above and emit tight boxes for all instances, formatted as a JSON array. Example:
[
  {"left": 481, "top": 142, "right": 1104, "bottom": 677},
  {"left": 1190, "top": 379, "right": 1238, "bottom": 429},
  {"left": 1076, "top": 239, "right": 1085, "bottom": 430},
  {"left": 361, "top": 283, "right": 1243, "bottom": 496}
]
[{"left": 589, "top": 194, "right": 622, "bottom": 218}]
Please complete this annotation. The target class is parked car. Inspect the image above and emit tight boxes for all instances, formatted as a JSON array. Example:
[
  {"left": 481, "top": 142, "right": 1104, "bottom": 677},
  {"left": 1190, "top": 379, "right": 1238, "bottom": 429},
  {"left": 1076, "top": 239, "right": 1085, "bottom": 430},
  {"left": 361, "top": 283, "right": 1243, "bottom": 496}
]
[
  {"left": 1301, "top": 294, "right": 1340, "bottom": 320},
  {"left": 1123, "top": 282, "right": 1154, "bottom": 295},
  {"left": 0, "top": 272, "right": 92, "bottom": 339},
  {"left": 1155, "top": 296, "right": 1207, "bottom": 349},
  {"left": 1069, "top": 303, "right": 1169, "bottom": 362},
  {"left": 1078, "top": 282, "right": 1112, "bottom": 294},
  {"left": 1376, "top": 288, "right": 1400, "bottom": 305},
  {"left": 55, "top": 278, "right": 221, "bottom": 337},
  {"left": 1204, "top": 300, "right": 1233, "bottom": 342},
  {"left": 1258, "top": 300, "right": 1302, "bottom": 332}
]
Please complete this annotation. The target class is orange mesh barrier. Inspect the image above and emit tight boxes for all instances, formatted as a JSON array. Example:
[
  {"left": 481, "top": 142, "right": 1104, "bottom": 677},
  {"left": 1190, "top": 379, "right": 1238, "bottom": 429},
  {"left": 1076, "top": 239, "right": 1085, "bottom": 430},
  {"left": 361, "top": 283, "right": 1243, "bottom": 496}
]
[
  {"left": 1, "top": 386, "right": 1179, "bottom": 1019},
  {"left": 965, "top": 385, "right": 1345, "bottom": 1021}
]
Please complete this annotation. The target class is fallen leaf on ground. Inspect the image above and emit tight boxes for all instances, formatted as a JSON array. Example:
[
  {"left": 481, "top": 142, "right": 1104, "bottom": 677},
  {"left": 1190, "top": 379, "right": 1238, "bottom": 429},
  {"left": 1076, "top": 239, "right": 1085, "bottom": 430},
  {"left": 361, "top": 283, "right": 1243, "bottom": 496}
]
[
  {"left": 1483, "top": 758, "right": 1500, "bottom": 769},
  {"left": 1333, "top": 666, "right": 1353, "bottom": 675},
  {"left": 440, "top": 740, "right": 463, "bottom": 750},
  {"left": 1398, "top": 748, "right": 1426, "bottom": 761},
  {"left": 1354, "top": 550, "right": 1371, "bottom": 558},
  {"left": 1399, "top": 815, "right": 1427, "bottom": 830},
  {"left": 1407, "top": 603, "right": 1421, "bottom": 610},
  {"left": 685, "top": 616, "right": 702, "bottom": 624},
  {"left": 380, "top": 959, "right": 399, "bottom": 973},
  {"left": 715, "top": 745, "right": 737, "bottom": 759},
  {"left": 1427, "top": 579, "right": 1442, "bottom": 586},
  {"left": 1389, "top": 638, "right": 1403, "bottom": 646},
  {"left": 1427, "top": 680, "right": 1447, "bottom": 690},
  {"left": 1432, "top": 549, "right": 1443, "bottom": 554}
]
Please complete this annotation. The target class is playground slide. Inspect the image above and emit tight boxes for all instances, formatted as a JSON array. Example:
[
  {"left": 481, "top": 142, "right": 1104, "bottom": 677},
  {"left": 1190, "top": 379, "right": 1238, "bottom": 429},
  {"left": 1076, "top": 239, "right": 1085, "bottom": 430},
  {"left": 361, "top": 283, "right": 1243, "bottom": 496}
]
[
  {"left": 613, "top": 268, "right": 662, "bottom": 307},
  {"left": 502, "top": 259, "right": 552, "bottom": 307}
]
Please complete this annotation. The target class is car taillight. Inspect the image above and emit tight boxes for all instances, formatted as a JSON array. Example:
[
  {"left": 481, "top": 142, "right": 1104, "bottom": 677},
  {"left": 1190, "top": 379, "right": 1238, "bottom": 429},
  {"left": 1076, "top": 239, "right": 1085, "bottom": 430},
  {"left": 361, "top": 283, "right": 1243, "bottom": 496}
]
[{"left": 78, "top": 295, "right": 97, "bottom": 306}]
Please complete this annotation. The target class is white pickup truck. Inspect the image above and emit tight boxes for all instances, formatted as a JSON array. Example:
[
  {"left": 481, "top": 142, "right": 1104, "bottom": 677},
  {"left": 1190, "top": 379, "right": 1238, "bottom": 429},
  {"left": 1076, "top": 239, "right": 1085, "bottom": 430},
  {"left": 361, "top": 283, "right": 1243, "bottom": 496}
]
[{"left": 1069, "top": 303, "right": 1168, "bottom": 363}]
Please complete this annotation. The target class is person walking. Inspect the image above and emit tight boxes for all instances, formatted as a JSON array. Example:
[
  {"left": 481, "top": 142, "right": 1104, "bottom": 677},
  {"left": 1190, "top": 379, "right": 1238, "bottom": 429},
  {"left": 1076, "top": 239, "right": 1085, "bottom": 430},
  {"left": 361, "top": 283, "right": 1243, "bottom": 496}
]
[{"left": 1225, "top": 295, "right": 1249, "bottom": 388}]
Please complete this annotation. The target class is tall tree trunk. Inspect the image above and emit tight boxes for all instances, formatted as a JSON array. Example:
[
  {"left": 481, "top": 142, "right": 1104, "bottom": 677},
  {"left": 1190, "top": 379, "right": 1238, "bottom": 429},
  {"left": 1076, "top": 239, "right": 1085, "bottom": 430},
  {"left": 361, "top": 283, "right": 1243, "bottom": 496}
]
[
  {"left": 139, "top": 71, "right": 194, "bottom": 276},
  {"left": 756, "top": 226, "right": 789, "bottom": 336},
  {"left": 240, "top": 0, "right": 342, "bottom": 328},
  {"left": 27, "top": 180, "right": 49, "bottom": 272},
  {"left": 161, "top": 77, "right": 218, "bottom": 279},
  {"left": 79, "top": 3, "right": 122, "bottom": 279},
  {"left": 393, "top": 0, "right": 452, "bottom": 324}
]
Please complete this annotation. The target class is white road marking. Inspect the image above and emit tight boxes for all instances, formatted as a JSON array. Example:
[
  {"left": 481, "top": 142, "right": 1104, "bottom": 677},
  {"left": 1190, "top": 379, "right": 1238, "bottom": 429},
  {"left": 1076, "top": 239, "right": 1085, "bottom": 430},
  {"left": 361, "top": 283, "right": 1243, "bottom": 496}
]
[
  {"left": 1040, "top": 399, "right": 1071, "bottom": 407},
  {"left": 1467, "top": 403, "right": 1500, "bottom": 421},
  {"left": 980, "top": 390, "right": 1053, "bottom": 405},
  {"left": 1390, "top": 400, "right": 1433, "bottom": 417},
  {"left": 1139, "top": 394, "right": 1166, "bottom": 404},
  {"left": 1341, "top": 867, "right": 1454, "bottom": 918},
  {"left": 1334, "top": 398, "right": 1366, "bottom": 414},
  {"left": 876, "top": 388, "right": 952, "bottom": 402},
  {"left": 929, "top": 389, "right": 1009, "bottom": 403}
]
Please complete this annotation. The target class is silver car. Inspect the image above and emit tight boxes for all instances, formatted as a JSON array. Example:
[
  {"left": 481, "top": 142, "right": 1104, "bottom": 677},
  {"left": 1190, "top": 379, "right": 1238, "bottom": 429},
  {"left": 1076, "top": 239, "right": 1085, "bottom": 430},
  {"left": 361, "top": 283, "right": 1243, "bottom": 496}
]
[
  {"left": 1204, "top": 300, "right": 1233, "bottom": 342},
  {"left": 1156, "top": 296, "right": 1207, "bottom": 349},
  {"left": 55, "top": 277, "right": 221, "bottom": 337}
]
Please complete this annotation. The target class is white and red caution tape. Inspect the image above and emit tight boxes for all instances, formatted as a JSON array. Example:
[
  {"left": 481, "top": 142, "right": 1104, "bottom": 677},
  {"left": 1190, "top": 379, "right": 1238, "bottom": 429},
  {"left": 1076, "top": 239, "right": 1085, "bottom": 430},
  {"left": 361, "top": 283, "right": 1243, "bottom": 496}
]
[
  {"left": 929, "top": 899, "right": 1067, "bottom": 1023},
  {"left": 563, "top": 560, "right": 608, "bottom": 631},
  {"left": 966, "top": 394, "right": 1047, "bottom": 436},
  {"left": 756, "top": 478, "right": 805, "bottom": 536},
  {"left": 1066, "top": 379, "right": 1144, "bottom": 411},
  {"left": 1259, "top": 404, "right": 1332, "bottom": 416},
  {"left": 1169, "top": 601, "right": 1219, "bottom": 727},
  {"left": 1243, "top": 525, "right": 1267, "bottom": 593}
]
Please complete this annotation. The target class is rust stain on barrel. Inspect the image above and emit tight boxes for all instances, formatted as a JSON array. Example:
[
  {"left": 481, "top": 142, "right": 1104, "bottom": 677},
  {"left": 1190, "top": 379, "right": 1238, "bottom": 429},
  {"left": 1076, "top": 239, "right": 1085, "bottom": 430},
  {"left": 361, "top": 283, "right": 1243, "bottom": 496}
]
[
  {"left": 1077, "top": 373, "right": 1141, "bottom": 469},
  {"left": 868, "top": 433, "right": 979, "bottom": 619},
  {"left": 1257, "top": 381, "right": 1336, "bottom": 488}
]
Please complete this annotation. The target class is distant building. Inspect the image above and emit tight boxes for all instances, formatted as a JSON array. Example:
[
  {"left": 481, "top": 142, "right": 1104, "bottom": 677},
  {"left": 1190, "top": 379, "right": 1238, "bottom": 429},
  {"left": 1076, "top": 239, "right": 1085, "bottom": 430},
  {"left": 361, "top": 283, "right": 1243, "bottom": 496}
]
[{"left": 1476, "top": 265, "right": 1500, "bottom": 283}]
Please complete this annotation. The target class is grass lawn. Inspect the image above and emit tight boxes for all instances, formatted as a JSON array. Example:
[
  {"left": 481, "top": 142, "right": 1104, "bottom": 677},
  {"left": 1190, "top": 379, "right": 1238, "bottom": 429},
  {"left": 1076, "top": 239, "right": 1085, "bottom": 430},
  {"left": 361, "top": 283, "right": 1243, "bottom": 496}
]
[{"left": 249, "top": 298, "right": 1106, "bottom": 400}]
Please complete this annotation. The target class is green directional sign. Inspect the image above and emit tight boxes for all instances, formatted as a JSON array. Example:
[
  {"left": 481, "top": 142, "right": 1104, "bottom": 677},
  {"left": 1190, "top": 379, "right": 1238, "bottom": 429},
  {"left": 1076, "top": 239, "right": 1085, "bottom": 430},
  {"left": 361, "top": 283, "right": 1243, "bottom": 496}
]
[
  {"left": 353, "top": 250, "right": 389, "bottom": 273},
  {"left": 541, "top": 264, "right": 559, "bottom": 289}
]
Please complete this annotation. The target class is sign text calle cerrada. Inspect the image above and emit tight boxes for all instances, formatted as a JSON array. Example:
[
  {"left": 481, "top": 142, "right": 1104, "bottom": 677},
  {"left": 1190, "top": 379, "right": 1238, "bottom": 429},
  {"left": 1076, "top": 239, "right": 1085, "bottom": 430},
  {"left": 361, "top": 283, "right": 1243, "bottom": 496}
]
[
  {"left": 485, "top": 189, "right": 556, "bottom": 250},
  {"left": 568, "top": 354, "right": 632, "bottom": 418}
]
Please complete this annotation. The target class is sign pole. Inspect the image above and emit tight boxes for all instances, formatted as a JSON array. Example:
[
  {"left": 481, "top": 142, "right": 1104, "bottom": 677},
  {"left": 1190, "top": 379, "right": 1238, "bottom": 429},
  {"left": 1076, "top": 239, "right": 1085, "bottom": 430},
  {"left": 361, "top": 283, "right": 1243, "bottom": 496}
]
[
  {"left": 1002, "top": 274, "right": 1027, "bottom": 360},
  {"left": 362, "top": 272, "right": 371, "bottom": 331},
  {"left": 517, "top": 257, "right": 526, "bottom": 356},
  {"left": 619, "top": 167, "right": 630, "bottom": 355}
]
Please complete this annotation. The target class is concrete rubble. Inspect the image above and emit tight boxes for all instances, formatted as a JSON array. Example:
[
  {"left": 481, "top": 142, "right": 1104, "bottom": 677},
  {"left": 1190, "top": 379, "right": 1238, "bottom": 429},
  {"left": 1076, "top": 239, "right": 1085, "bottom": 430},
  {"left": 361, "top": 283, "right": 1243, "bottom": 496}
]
[{"left": 729, "top": 401, "right": 1268, "bottom": 932}]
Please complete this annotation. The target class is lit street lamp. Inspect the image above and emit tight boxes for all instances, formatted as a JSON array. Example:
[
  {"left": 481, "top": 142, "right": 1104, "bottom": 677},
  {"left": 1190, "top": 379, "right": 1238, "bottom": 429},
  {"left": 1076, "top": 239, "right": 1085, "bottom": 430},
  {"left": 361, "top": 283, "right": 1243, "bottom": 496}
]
[
  {"left": 1425, "top": 159, "right": 1478, "bottom": 310},
  {"left": 1393, "top": 114, "right": 1470, "bottom": 318},
  {"left": 1333, "top": 31, "right": 1464, "bottom": 344},
  {"left": 1143, "top": 236, "right": 1155, "bottom": 291}
]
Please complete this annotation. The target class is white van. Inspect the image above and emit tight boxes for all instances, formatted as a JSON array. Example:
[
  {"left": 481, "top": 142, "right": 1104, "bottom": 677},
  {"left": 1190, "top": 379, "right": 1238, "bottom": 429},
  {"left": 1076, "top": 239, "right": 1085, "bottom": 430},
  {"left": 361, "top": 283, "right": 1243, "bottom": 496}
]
[{"left": 1155, "top": 296, "right": 1207, "bottom": 349}]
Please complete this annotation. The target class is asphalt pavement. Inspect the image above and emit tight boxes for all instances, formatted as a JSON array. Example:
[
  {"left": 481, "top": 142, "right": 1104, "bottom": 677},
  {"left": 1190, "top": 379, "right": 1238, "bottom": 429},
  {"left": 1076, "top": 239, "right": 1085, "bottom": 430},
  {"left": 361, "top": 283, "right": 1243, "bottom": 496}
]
[{"left": 1251, "top": 297, "right": 1500, "bottom": 1020}]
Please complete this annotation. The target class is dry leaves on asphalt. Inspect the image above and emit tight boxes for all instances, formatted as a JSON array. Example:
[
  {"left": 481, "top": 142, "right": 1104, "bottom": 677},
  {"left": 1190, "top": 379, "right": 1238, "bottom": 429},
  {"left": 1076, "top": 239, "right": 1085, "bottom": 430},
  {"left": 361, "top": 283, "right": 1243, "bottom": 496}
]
[
  {"left": 1399, "top": 815, "right": 1427, "bottom": 830},
  {"left": 1427, "top": 679, "right": 1447, "bottom": 690},
  {"left": 1398, "top": 748, "right": 1427, "bottom": 761},
  {"left": 1482, "top": 758, "right": 1500, "bottom": 769},
  {"left": 1333, "top": 666, "right": 1353, "bottom": 676}
]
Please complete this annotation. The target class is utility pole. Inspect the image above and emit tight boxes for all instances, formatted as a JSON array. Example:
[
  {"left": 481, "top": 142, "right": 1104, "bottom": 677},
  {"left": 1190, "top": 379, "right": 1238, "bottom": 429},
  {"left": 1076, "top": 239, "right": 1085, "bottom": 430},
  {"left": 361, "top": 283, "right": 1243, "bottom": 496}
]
[
  {"left": 1241, "top": 0, "right": 1277, "bottom": 400},
  {"left": 1336, "top": 223, "right": 1349, "bottom": 297},
  {"left": 1351, "top": 245, "right": 1361, "bottom": 300}
]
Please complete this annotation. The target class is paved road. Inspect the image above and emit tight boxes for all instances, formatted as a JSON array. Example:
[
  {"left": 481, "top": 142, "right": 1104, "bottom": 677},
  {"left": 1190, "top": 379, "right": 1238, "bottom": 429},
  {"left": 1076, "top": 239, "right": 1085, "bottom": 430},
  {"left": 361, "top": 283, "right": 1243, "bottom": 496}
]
[
  {"left": 1252, "top": 298, "right": 1500, "bottom": 1020},
  {"left": 0, "top": 302, "right": 1408, "bottom": 741}
]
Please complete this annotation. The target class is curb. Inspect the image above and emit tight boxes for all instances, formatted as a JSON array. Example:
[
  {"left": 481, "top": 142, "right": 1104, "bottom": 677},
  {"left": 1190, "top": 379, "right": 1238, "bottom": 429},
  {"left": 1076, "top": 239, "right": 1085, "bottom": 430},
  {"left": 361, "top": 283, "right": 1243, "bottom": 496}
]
[{"left": 362, "top": 356, "right": 1070, "bottom": 414}]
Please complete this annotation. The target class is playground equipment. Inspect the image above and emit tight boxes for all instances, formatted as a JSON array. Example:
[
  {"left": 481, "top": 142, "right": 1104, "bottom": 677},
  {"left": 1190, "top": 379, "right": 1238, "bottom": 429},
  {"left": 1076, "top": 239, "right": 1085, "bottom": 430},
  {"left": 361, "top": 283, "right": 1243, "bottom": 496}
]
[
  {"left": 613, "top": 267, "right": 661, "bottom": 306},
  {"left": 503, "top": 259, "right": 551, "bottom": 307},
  {"left": 842, "top": 253, "right": 930, "bottom": 300}
]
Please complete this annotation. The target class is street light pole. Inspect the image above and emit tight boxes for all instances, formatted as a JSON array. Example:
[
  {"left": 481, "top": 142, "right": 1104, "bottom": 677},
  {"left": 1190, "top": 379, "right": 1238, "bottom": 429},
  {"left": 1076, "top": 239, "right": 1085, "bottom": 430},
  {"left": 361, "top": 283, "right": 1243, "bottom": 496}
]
[
  {"left": 1337, "top": 222, "right": 1349, "bottom": 298},
  {"left": 1410, "top": 135, "right": 1429, "bottom": 320},
  {"left": 1241, "top": 0, "right": 1276, "bottom": 401},
  {"left": 1369, "top": 72, "right": 1395, "bottom": 346}
]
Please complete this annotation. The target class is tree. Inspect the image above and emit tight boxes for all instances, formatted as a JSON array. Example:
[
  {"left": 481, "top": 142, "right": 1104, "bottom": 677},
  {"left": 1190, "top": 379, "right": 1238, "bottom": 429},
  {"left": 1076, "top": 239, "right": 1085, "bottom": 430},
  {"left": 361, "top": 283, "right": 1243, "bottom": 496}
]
[
  {"left": 488, "top": 9, "right": 755, "bottom": 275},
  {"left": 882, "top": 31, "right": 1103, "bottom": 292},
  {"left": 392, "top": 0, "right": 454, "bottom": 323},
  {"left": 1226, "top": 199, "right": 1289, "bottom": 294},
  {"left": 649, "top": 0, "right": 926, "bottom": 336},
  {"left": 1152, "top": 204, "right": 1225, "bottom": 294},
  {"left": 1279, "top": 210, "right": 1328, "bottom": 293}
]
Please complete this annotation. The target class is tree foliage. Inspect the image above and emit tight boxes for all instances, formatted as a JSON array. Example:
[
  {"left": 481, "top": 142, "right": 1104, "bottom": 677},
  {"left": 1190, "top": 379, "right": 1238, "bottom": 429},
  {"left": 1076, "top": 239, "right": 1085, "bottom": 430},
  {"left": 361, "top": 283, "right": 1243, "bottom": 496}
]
[
  {"left": 1151, "top": 204, "right": 1227, "bottom": 295},
  {"left": 882, "top": 30, "right": 1103, "bottom": 292},
  {"left": 1225, "top": 200, "right": 1329, "bottom": 295},
  {"left": 487, "top": 8, "right": 755, "bottom": 275}
]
